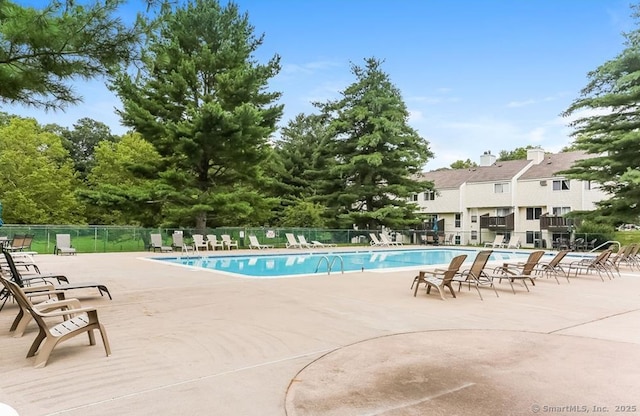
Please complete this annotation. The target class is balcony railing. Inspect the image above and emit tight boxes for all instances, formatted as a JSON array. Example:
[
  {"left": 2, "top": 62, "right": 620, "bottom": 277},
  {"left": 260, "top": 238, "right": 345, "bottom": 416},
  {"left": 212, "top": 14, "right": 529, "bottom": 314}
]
[
  {"left": 479, "top": 213, "right": 514, "bottom": 230},
  {"left": 540, "top": 215, "right": 581, "bottom": 231}
]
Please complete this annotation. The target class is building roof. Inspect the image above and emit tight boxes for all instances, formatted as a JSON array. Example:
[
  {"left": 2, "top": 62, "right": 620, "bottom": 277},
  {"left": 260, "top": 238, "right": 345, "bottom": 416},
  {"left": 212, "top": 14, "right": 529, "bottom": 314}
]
[
  {"left": 416, "top": 169, "right": 475, "bottom": 189},
  {"left": 466, "top": 159, "right": 531, "bottom": 183},
  {"left": 518, "top": 151, "right": 591, "bottom": 180},
  {"left": 419, "top": 159, "right": 530, "bottom": 187}
]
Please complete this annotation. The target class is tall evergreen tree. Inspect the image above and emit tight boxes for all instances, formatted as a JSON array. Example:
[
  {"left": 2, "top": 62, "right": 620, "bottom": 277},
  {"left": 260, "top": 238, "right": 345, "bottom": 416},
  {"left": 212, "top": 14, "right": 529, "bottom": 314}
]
[
  {"left": 561, "top": 4, "right": 640, "bottom": 223},
  {"left": 317, "top": 58, "right": 433, "bottom": 229},
  {"left": 271, "top": 114, "right": 334, "bottom": 203},
  {"left": 111, "top": 0, "right": 283, "bottom": 231},
  {"left": 0, "top": 0, "right": 150, "bottom": 109}
]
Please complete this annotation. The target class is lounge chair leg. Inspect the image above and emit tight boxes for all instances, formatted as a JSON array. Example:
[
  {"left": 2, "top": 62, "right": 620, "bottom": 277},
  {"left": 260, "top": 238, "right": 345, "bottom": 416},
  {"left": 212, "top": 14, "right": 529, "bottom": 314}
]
[
  {"left": 87, "top": 329, "right": 96, "bottom": 346},
  {"left": 413, "top": 279, "right": 422, "bottom": 297},
  {"left": 98, "top": 286, "right": 112, "bottom": 300},
  {"left": 10, "top": 310, "right": 24, "bottom": 331},
  {"left": 27, "top": 329, "right": 47, "bottom": 358},
  {"left": 13, "top": 314, "right": 33, "bottom": 338},
  {"left": 474, "top": 285, "right": 484, "bottom": 301},
  {"left": 33, "top": 338, "right": 62, "bottom": 368},
  {"left": 98, "top": 324, "right": 112, "bottom": 356},
  {"left": 447, "top": 284, "right": 456, "bottom": 299},
  {"left": 492, "top": 284, "right": 499, "bottom": 298}
]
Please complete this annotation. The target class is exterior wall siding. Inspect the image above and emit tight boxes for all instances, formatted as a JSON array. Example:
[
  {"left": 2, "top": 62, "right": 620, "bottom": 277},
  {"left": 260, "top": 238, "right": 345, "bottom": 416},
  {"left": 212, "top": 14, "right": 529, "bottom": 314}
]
[{"left": 416, "top": 152, "right": 610, "bottom": 248}]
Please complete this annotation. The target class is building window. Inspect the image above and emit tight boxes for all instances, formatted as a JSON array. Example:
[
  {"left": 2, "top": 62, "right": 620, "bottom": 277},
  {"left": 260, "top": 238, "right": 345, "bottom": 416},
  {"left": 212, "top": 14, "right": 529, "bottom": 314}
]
[
  {"left": 584, "top": 181, "right": 600, "bottom": 190},
  {"left": 423, "top": 190, "right": 435, "bottom": 200},
  {"left": 526, "top": 207, "right": 542, "bottom": 220},
  {"left": 454, "top": 235, "right": 461, "bottom": 245},
  {"left": 526, "top": 231, "right": 541, "bottom": 244},
  {"left": 412, "top": 194, "right": 418, "bottom": 201},
  {"left": 455, "top": 213, "right": 461, "bottom": 228},
  {"left": 471, "top": 215, "right": 477, "bottom": 223},
  {"left": 552, "top": 206, "right": 571, "bottom": 216},
  {"left": 470, "top": 231, "right": 478, "bottom": 240},
  {"left": 494, "top": 182, "right": 510, "bottom": 193},
  {"left": 496, "top": 207, "right": 512, "bottom": 217},
  {"left": 552, "top": 180, "right": 570, "bottom": 191}
]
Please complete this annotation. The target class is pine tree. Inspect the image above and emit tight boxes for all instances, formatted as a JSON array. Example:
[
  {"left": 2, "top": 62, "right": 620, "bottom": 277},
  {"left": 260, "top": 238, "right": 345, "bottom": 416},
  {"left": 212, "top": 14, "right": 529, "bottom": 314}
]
[
  {"left": 317, "top": 58, "right": 433, "bottom": 229},
  {"left": 0, "top": 0, "right": 149, "bottom": 109},
  {"left": 112, "top": 0, "right": 283, "bottom": 230},
  {"left": 562, "top": 5, "right": 640, "bottom": 223}
]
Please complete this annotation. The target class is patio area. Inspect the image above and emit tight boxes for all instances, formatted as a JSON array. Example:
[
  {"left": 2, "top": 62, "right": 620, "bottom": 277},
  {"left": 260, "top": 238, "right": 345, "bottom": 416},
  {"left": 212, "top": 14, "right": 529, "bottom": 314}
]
[{"left": 1, "top": 248, "right": 639, "bottom": 415}]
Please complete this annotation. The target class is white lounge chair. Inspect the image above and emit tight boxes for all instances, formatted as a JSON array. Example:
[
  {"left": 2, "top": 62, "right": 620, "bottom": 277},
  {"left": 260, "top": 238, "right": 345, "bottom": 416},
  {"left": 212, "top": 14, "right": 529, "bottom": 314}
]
[
  {"left": 502, "top": 236, "right": 521, "bottom": 249},
  {"left": 221, "top": 234, "right": 238, "bottom": 250},
  {"left": 311, "top": 240, "right": 337, "bottom": 248},
  {"left": 296, "top": 235, "right": 312, "bottom": 248},
  {"left": 172, "top": 232, "right": 194, "bottom": 252},
  {"left": 192, "top": 234, "right": 209, "bottom": 253},
  {"left": 369, "top": 233, "right": 386, "bottom": 247},
  {"left": 380, "top": 234, "right": 402, "bottom": 246},
  {"left": 484, "top": 235, "right": 505, "bottom": 248},
  {"left": 248, "top": 235, "right": 273, "bottom": 249},
  {"left": 206, "top": 235, "right": 224, "bottom": 251},
  {"left": 285, "top": 233, "right": 302, "bottom": 249}
]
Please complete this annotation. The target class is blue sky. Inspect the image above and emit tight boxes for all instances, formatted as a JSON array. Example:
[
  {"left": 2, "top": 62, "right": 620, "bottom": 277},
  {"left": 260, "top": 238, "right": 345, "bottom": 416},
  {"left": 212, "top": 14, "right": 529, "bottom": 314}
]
[{"left": 5, "top": 0, "right": 637, "bottom": 169}]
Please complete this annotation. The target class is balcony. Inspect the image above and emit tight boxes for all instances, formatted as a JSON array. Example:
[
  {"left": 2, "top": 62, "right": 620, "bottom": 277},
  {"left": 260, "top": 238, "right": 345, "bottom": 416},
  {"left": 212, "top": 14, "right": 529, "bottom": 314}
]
[
  {"left": 540, "top": 214, "right": 581, "bottom": 231},
  {"left": 479, "top": 213, "right": 514, "bottom": 231}
]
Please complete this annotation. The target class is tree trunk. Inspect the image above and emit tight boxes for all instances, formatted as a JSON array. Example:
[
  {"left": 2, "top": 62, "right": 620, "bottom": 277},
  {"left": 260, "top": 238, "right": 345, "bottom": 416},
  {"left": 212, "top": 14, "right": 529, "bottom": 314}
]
[{"left": 195, "top": 212, "right": 207, "bottom": 234}]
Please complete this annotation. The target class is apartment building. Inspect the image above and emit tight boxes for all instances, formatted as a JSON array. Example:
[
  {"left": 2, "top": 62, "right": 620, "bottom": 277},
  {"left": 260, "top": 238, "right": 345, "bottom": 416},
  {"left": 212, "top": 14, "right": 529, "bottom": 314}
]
[{"left": 414, "top": 149, "right": 608, "bottom": 248}]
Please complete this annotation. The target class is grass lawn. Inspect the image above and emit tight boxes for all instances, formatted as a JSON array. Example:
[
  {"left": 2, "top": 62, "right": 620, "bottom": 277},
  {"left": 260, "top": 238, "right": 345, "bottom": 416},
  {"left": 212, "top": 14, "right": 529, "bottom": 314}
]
[{"left": 614, "top": 230, "right": 640, "bottom": 247}]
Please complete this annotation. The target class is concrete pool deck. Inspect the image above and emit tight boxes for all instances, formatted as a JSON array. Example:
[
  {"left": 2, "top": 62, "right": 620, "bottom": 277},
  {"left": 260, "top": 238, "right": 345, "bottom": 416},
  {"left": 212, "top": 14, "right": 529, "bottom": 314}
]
[{"left": 1, "top": 247, "right": 639, "bottom": 415}]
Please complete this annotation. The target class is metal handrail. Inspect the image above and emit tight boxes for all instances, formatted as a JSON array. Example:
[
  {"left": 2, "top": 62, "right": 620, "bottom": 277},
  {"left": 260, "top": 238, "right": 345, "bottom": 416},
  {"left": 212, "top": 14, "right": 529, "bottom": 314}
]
[
  {"left": 590, "top": 240, "right": 621, "bottom": 252},
  {"left": 329, "top": 255, "right": 344, "bottom": 274},
  {"left": 315, "top": 255, "right": 344, "bottom": 274},
  {"left": 315, "top": 256, "right": 330, "bottom": 274}
]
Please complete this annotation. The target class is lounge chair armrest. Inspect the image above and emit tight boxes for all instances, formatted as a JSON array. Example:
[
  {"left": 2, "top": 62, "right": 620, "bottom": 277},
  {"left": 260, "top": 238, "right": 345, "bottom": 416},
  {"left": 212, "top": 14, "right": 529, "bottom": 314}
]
[
  {"left": 23, "top": 284, "right": 55, "bottom": 293},
  {"left": 495, "top": 265, "right": 520, "bottom": 275},
  {"left": 27, "top": 289, "right": 68, "bottom": 300},
  {"left": 38, "top": 298, "right": 82, "bottom": 310},
  {"left": 38, "top": 306, "right": 98, "bottom": 318}
]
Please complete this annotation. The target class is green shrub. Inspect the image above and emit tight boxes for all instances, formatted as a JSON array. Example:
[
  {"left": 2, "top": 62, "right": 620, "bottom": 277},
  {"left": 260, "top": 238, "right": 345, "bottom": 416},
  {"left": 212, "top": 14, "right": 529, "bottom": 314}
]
[{"left": 575, "top": 221, "right": 616, "bottom": 249}]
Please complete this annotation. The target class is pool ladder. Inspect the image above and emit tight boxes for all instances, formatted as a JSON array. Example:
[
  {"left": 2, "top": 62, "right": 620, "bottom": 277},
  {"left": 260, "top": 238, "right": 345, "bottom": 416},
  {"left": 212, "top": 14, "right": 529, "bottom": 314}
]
[{"left": 315, "top": 255, "right": 344, "bottom": 275}]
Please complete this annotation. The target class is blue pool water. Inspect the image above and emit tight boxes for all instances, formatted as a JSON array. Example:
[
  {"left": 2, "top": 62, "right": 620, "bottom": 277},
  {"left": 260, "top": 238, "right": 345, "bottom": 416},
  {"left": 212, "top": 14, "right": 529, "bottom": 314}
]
[{"left": 151, "top": 248, "right": 531, "bottom": 278}]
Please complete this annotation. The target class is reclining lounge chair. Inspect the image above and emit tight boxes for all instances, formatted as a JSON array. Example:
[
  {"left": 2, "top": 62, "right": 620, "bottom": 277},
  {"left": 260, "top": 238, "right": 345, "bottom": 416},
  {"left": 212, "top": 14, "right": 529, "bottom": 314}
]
[
  {"left": 55, "top": 234, "right": 76, "bottom": 255},
  {"left": 3, "top": 250, "right": 112, "bottom": 300}
]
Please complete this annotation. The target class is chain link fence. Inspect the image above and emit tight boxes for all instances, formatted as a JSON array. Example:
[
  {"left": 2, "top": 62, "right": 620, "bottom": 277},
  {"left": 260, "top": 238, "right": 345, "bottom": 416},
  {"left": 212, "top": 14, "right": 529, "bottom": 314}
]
[{"left": 0, "top": 224, "right": 618, "bottom": 254}]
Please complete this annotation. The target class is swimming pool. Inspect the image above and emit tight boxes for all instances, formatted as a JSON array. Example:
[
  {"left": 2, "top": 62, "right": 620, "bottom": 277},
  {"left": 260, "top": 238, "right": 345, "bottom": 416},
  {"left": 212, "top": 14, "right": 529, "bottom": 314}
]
[{"left": 150, "top": 248, "right": 532, "bottom": 278}]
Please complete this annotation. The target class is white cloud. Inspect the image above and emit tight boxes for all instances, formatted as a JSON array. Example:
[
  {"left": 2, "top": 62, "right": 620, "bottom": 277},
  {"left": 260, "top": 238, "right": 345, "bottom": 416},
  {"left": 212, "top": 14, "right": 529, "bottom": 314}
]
[
  {"left": 507, "top": 95, "right": 558, "bottom": 108},
  {"left": 280, "top": 60, "right": 342, "bottom": 76},
  {"left": 412, "top": 111, "right": 578, "bottom": 171}
]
